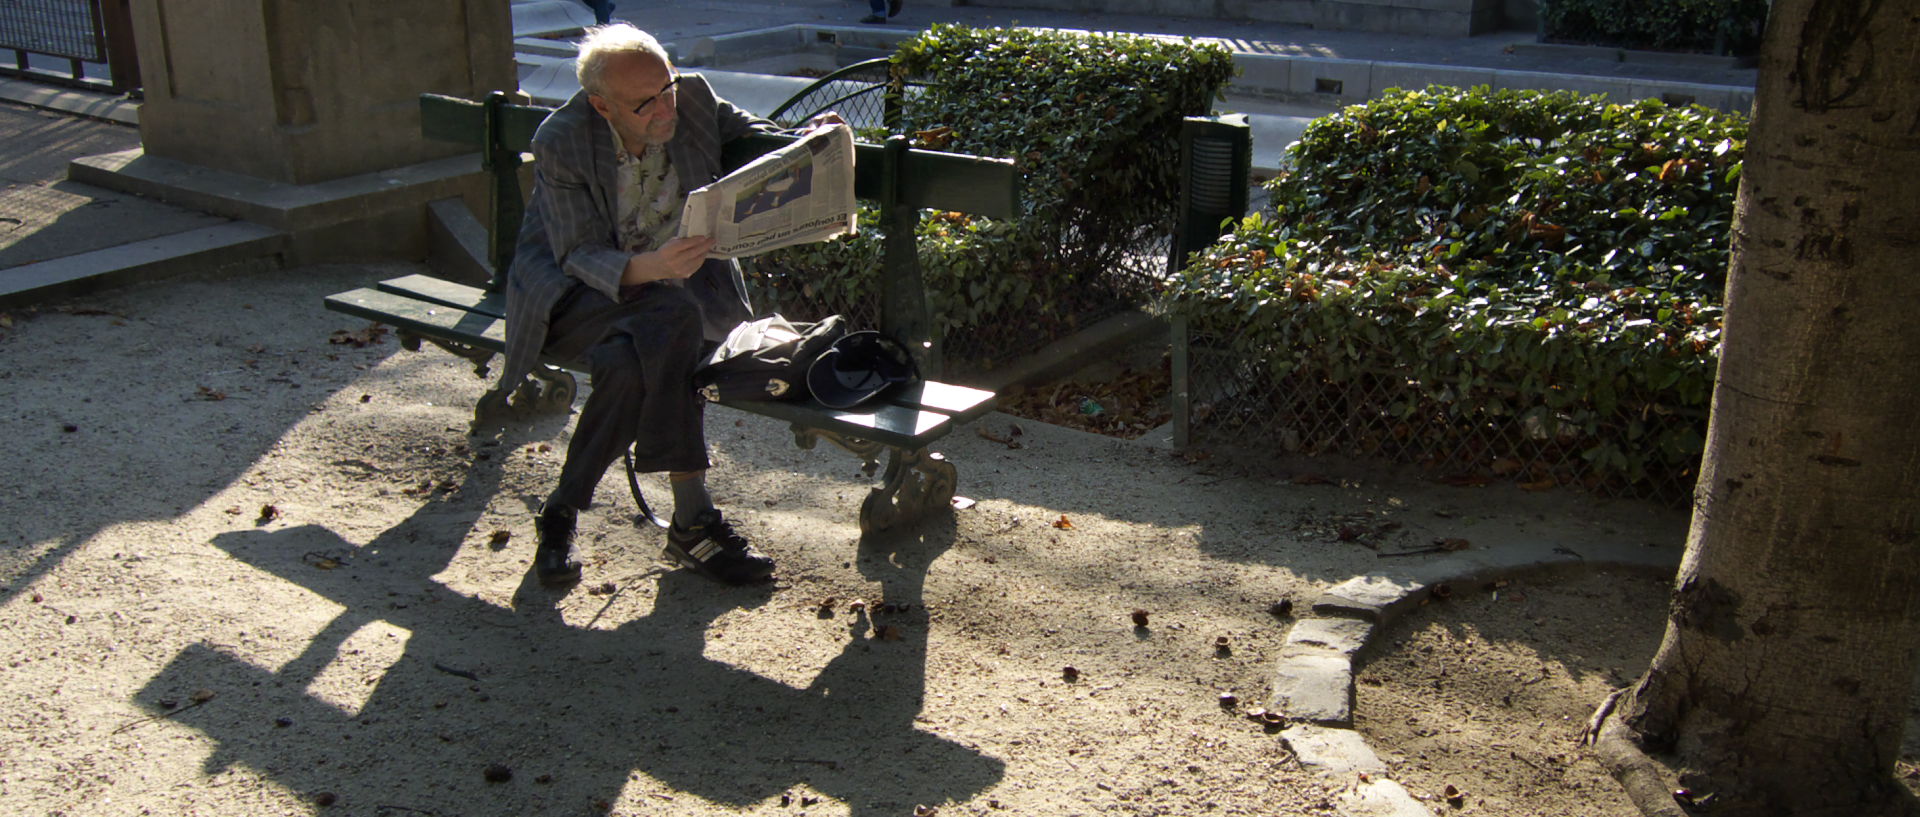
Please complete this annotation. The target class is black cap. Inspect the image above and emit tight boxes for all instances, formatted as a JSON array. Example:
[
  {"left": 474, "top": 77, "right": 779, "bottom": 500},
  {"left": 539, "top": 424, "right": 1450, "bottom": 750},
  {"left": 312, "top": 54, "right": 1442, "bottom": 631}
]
[{"left": 806, "top": 331, "right": 918, "bottom": 409}]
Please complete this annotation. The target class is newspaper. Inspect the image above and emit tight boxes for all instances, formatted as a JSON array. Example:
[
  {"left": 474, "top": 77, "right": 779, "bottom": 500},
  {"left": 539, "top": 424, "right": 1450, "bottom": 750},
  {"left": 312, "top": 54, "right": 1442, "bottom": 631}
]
[{"left": 678, "top": 123, "right": 858, "bottom": 259}]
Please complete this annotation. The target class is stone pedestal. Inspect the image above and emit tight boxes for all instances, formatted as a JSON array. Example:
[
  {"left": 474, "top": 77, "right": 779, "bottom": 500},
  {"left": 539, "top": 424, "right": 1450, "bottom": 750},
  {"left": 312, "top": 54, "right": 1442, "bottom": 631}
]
[
  {"left": 131, "top": 0, "right": 514, "bottom": 185},
  {"left": 70, "top": 0, "right": 515, "bottom": 264}
]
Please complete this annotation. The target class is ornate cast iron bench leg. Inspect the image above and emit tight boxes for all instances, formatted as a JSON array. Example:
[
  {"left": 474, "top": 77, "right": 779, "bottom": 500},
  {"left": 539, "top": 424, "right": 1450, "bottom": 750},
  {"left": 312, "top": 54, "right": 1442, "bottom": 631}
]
[
  {"left": 859, "top": 447, "right": 955, "bottom": 534},
  {"left": 789, "top": 426, "right": 957, "bottom": 534},
  {"left": 390, "top": 329, "right": 573, "bottom": 433}
]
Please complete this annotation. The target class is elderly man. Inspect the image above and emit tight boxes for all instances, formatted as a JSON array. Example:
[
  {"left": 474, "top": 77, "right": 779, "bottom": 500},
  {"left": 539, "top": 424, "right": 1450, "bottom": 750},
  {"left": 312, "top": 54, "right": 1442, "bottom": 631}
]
[{"left": 499, "top": 24, "right": 785, "bottom": 588}]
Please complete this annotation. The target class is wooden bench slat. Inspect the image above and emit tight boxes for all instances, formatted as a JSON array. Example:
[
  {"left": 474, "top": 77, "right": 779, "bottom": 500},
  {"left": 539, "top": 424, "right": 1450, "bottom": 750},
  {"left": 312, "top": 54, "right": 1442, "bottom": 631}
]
[
  {"left": 379, "top": 273, "right": 507, "bottom": 316},
  {"left": 368, "top": 275, "right": 995, "bottom": 420},
  {"left": 879, "top": 380, "right": 996, "bottom": 422},
  {"left": 326, "top": 288, "right": 506, "bottom": 348},
  {"left": 729, "top": 397, "right": 951, "bottom": 450},
  {"left": 325, "top": 286, "right": 952, "bottom": 450},
  {"left": 724, "top": 133, "right": 1019, "bottom": 219},
  {"left": 420, "top": 93, "right": 548, "bottom": 151}
]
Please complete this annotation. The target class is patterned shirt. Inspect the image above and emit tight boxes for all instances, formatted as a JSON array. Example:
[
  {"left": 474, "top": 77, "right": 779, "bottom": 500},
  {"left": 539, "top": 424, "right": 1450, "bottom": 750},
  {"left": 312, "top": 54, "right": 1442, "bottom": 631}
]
[{"left": 610, "top": 119, "right": 684, "bottom": 255}]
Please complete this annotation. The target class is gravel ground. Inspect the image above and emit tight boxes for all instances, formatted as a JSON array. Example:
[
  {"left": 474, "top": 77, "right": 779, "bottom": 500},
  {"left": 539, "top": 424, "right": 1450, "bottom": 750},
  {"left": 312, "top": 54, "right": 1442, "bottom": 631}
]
[{"left": 0, "top": 260, "right": 1695, "bottom": 817}]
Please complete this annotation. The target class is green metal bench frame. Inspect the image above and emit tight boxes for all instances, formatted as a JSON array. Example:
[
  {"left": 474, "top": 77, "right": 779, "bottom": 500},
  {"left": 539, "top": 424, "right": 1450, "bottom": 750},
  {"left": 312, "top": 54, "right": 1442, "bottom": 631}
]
[{"left": 324, "top": 88, "right": 1020, "bottom": 533}]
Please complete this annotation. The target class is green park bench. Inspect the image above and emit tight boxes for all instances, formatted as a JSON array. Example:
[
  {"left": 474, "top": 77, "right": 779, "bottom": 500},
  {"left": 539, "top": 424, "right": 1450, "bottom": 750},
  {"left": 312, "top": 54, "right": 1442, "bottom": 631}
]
[{"left": 324, "top": 71, "right": 1021, "bottom": 534}]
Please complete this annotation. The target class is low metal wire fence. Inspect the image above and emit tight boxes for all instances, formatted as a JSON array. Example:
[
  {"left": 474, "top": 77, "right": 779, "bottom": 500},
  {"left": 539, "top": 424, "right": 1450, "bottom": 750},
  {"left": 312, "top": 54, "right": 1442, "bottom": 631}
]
[{"left": 1183, "top": 333, "right": 1707, "bottom": 504}]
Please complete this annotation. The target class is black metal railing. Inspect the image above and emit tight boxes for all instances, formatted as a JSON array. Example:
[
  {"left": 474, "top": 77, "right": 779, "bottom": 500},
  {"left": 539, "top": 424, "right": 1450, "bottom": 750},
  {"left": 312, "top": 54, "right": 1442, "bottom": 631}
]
[{"left": 0, "top": 0, "right": 138, "bottom": 92}]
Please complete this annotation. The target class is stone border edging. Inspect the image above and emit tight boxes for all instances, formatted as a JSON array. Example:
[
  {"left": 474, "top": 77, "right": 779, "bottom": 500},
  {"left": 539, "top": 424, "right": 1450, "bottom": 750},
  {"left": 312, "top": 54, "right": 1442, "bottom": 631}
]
[{"left": 1268, "top": 544, "right": 1680, "bottom": 815}]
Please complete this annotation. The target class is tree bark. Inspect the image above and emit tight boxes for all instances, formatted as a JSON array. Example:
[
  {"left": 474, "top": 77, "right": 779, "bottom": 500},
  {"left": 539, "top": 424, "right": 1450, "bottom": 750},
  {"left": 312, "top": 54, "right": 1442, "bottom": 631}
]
[{"left": 1594, "top": 1, "right": 1920, "bottom": 815}]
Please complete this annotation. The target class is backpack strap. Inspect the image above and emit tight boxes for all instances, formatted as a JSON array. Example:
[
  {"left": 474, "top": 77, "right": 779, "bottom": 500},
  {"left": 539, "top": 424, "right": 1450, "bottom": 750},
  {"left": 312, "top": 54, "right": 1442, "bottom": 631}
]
[{"left": 623, "top": 446, "right": 673, "bottom": 529}]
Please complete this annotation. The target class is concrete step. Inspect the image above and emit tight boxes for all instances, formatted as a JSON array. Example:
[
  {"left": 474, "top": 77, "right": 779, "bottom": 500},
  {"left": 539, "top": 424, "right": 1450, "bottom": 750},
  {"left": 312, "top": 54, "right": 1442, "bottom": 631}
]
[{"left": 0, "top": 221, "right": 286, "bottom": 309}]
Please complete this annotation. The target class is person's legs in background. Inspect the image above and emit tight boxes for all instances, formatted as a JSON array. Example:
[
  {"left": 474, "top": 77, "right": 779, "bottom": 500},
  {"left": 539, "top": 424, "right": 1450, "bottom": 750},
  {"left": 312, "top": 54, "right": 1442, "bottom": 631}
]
[{"left": 860, "top": 0, "right": 901, "bottom": 23}]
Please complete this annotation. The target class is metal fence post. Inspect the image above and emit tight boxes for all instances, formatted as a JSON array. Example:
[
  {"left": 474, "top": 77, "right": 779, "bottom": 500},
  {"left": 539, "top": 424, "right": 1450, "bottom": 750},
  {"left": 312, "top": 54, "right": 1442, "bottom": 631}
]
[{"left": 1168, "top": 114, "right": 1251, "bottom": 449}]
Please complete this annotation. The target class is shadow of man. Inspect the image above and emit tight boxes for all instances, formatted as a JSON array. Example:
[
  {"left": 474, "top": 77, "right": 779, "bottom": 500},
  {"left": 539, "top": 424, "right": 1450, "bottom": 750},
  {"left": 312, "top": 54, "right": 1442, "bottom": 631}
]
[{"left": 135, "top": 478, "right": 1000, "bottom": 815}]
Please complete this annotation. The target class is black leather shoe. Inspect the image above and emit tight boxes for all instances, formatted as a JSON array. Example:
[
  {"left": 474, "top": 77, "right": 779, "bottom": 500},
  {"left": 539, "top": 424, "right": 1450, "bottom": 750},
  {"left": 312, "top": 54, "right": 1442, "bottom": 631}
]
[{"left": 535, "top": 504, "right": 582, "bottom": 587}]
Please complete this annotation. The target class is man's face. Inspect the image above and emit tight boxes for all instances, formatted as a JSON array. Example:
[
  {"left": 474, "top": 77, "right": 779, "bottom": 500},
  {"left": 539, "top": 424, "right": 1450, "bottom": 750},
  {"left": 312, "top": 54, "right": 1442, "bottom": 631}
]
[{"left": 590, "top": 52, "right": 678, "bottom": 151}]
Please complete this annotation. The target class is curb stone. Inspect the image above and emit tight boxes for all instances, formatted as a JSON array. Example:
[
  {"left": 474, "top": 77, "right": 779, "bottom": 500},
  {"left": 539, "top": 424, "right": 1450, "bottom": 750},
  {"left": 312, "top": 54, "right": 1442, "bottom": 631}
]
[{"left": 1271, "top": 544, "right": 1681, "bottom": 817}]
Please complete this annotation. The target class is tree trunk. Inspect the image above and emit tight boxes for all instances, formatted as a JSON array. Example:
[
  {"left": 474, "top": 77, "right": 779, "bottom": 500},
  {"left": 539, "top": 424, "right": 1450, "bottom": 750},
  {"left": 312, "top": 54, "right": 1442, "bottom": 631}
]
[{"left": 1594, "top": 1, "right": 1920, "bottom": 815}]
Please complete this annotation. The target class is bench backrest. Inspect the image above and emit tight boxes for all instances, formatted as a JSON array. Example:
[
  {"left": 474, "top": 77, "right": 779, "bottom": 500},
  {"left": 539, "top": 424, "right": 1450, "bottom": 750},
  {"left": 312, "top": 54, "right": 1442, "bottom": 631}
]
[{"left": 418, "top": 88, "right": 1019, "bottom": 377}]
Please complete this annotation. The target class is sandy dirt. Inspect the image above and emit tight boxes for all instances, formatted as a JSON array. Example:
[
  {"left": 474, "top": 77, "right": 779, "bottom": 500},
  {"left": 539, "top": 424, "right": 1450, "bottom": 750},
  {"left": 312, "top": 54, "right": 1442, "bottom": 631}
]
[
  {"left": 0, "top": 260, "right": 1714, "bottom": 817},
  {"left": 1354, "top": 570, "right": 1667, "bottom": 816}
]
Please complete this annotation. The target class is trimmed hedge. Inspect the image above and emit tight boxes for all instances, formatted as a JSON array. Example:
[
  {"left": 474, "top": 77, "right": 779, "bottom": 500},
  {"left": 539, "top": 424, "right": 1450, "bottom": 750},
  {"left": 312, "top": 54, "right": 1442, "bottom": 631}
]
[
  {"left": 1168, "top": 86, "right": 1747, "bottom": 491},
  {"left": 1541, "top": 0, "right": 1768, "bottom": 55},
  {"left": 753, "top": 25, "right": 1234, "bottom": 369}
]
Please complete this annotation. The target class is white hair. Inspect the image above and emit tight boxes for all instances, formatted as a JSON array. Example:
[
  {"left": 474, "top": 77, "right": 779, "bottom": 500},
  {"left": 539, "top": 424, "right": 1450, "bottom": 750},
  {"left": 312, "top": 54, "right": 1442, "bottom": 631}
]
[{"left": 575, "top": 24, "right": 672, "bottom": 98}]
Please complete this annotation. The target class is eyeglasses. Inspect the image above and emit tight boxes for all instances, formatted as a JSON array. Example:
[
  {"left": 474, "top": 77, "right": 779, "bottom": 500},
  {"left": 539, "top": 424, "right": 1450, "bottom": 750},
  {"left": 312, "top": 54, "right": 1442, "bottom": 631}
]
[{"left": 629, "top": 74, "right": 680, "bottom": 116}]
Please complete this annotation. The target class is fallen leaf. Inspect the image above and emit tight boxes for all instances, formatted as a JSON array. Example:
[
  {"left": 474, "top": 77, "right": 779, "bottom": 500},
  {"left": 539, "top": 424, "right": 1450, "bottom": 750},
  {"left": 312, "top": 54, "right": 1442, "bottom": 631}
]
[
  {"left": 257, "top": 504, "right": 280, "bottom": 523},
  {"left": 1290, "top": 473, "right": 1332, "bottom": 486},
  {"left": 196, "top": 386, "right": 227, "bottom": 401},
  {"left": 976, "top": 425, "right": 1023, "bottom": 449},
  {"left": 877, "top": 625, "right": 903, "bottom": 641},
  {"left": 190, "top": 688, "right": 216, "bottom": 703},
  {"left": 1489, "top": 458, "right": 1524, "bottom": 476},
  {"left": 327, "top": 324, "right": 389, "bottom": 348},
  {"left": 1052, "top": 515, "right": 1074, "bottom": 530},
  {"left": 1439, "top": 473, "right": 1492, "bottom": 487},
  {"left": 1520, "top": 478, "right": 1557, "bottom": 492},
  {"left": 1437, "top": 537, "right": 1471, "bottom": 551}
]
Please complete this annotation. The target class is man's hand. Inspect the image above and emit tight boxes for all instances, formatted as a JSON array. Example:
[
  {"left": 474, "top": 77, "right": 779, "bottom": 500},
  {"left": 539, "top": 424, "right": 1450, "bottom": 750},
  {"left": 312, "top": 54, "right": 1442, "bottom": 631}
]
[
  {"left": 801, "top": 112, "right": 847, "bottom": 131},
  {"left": 622, "top": 235, "right": 715, "bottom": 286}
]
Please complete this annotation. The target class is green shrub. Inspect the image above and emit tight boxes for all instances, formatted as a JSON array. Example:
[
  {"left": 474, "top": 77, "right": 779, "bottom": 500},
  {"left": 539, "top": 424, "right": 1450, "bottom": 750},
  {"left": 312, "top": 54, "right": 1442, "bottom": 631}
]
[
  {"left": 1541, "top": 0, "right": 1768, "bottom": 55},
  {"left": 1168, "top": 86, "right": 1747, "bottom": 494},
  {"left": 754, "top": 25, "right": 1234, "bottom": 370}
]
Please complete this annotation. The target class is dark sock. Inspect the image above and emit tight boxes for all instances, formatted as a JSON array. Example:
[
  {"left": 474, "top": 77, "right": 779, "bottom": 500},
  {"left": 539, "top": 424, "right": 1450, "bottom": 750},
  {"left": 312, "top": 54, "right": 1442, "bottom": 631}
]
[{"left": 669, "top": 472, "right": 712, "bottom": 528}]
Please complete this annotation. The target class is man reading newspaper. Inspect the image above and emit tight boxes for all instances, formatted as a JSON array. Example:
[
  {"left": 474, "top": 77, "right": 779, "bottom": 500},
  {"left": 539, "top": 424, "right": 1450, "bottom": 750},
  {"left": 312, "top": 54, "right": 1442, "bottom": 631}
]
[{"left": 497, "top": 23, "right": 847, "bottom": 588}]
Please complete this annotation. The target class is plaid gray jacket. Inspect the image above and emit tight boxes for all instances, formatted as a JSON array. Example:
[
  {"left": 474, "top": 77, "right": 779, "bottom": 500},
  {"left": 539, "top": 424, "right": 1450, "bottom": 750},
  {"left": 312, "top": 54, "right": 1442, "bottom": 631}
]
[{"left": 498, "top": 74, "right": 774, "bottom": 399}]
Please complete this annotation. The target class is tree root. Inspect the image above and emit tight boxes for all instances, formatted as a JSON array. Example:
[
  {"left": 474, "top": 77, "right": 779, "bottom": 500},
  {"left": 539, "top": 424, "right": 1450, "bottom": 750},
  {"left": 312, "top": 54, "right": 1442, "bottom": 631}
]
[{"left": 1585, "top": 690, "right": 1688, "bottom": 817}]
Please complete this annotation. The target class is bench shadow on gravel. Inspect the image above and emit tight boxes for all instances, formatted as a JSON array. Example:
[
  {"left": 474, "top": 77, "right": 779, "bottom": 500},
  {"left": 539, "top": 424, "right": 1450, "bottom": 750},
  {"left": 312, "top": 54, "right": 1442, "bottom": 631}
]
[{"left": 134, "top": 450, "right": 1002, "bottom": 816}]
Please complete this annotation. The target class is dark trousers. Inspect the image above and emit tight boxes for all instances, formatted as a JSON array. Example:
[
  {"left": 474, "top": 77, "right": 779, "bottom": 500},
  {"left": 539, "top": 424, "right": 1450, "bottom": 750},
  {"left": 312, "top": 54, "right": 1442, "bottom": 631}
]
[{"left": 543, "top": 281, "right": 711, "bottom": 510}]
